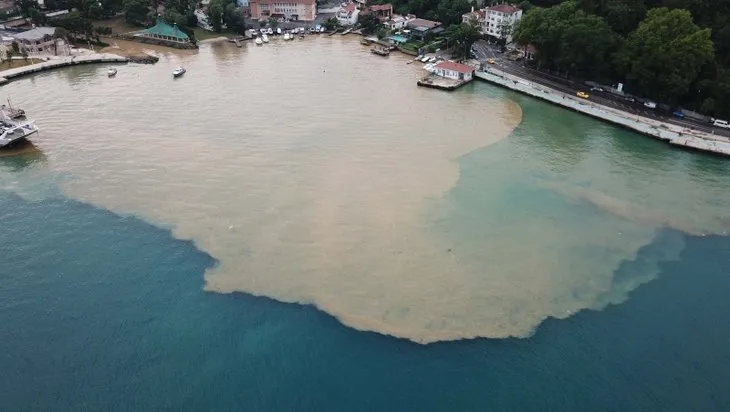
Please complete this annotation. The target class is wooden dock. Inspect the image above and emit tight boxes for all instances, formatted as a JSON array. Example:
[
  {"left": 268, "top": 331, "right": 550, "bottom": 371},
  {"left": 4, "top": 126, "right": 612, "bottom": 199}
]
[{"left": 0, "top": 53, "right": 129, "bottom": 84}]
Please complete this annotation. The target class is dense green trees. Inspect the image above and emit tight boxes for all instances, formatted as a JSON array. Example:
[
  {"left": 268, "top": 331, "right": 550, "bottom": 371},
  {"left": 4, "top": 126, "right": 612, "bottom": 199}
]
[
  {"left": 615, "top": 8, "right": 713, "bottom": 103},
  {"left": 515, "top": 0, "right": 730, "bottom": 116},
  {"left": 446, "top": 23, "right": 481, "bottom": 58},
  {"left": 359, "top": 13, "right": 381, "bottom": 34}
]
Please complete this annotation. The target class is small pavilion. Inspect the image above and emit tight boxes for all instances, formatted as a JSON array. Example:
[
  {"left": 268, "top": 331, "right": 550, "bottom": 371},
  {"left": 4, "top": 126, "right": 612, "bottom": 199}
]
[{"left": 135, "top": 18, "right": 191, "bottom": 44}]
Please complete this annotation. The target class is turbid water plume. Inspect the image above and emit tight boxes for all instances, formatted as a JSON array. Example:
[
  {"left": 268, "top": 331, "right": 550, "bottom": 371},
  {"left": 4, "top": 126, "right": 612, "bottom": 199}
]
[{"left": 4, "top": 38, "right": 730, "bottom": 343}]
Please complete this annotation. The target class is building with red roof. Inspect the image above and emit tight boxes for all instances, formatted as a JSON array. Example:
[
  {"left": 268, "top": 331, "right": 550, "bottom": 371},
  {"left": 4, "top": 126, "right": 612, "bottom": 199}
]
[
  {"left": 249, "top": 0, "right": 317, "bottom": 21},
  {"left": 434, "top": 61, "right": 475, "bottom": 81},
  {"left": 484, "top": 3, "right": 522, "bottom": 41}
]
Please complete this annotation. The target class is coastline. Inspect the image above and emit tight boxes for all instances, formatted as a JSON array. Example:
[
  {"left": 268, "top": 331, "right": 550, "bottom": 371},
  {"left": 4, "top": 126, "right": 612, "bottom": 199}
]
[{"left": 0, "top": 53, "right": 129, "bottom": 85}]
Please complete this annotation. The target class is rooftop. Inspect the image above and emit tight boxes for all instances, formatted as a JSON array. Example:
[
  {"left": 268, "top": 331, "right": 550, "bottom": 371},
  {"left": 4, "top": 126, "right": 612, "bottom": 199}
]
[
  {"left": 12, "top": 26, "right": 56, "bottom": 41},
  {"left": 435, "top": 61, "right": 474, "bottom": 73},
  {"left": 488, "top": 4, "right": 520, "bottom": 14},
  {"left": 370, "top": 4, "right": 392, "bottom": 11},
  {"left": 139, "top": 18, "right": 189, "bottom": 41},
  {"left": 406, "top": 18, "right": 441, "bottom": 30},
  {"left": 341, "top": 2, "right": 356, "bottom": 12},
  {"left": 250, "top": 0, "right": 316, "bottom": 4}
]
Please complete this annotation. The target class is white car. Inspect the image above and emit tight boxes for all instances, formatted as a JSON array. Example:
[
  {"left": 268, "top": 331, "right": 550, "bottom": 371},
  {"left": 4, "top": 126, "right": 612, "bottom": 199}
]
[
  {"left": 644, "top": 101, "right": 657, "bottom": 109},
  {"left": 712, "top": 119, "right": 730, "bottom": 129}
]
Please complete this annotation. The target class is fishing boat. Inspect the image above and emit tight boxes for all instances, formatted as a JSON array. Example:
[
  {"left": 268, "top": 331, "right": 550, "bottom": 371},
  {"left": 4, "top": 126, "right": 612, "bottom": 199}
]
[
  {"left": 107, "top": 67, "right": 117, "bottom": 77},
  {"left": 262, "top": 34, "right": 269, "bottom": 43},
  {"left": 371, "top": 46, "right": 390, "bottom": 56},
  {"left": 0, "top": 112, "right": 38, "bottom": 148},
  {"left": 255, "top": 37, "right": 263, "bottom": 45},
  {"left": 172, "top": 66, "right": 186, "bottom": 78},
  {"left": 0, "top": 98, "right": 25, "bottom": 119}
]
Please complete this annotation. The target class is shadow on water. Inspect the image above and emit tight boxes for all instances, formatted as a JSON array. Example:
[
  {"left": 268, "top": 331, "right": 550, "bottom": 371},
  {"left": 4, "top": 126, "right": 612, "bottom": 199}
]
[
  {"left": 1, "top": 192, "right": 729, "bottom": 411},
  {"left": 0, "top": 140, "right": 46, "bottom": 166}
]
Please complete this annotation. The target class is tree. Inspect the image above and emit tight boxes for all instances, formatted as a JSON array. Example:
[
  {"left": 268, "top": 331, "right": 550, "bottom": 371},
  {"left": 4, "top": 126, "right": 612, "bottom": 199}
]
[
  {"left": 513, "top": 1, "right": 620, "bottom": 79},
  {"left": 207, "top": 0, "right": 225, "bottom": 32},
  {"left": 446, "top": 23, "right": 481, "bottom": 58},
  {"left": 11, "top": 41, "right": 19, "bottom": 54},
  {"left": 615, "top": 8, "right": 714, "bottom": 103},
  {"left": 268, "top": 16, "right": 278, "bottom": 29},
  {"left": 21, "top": 49, "right": 28, "bottom": 62},
  {"left": 322, "top": 17, "right": 339, "bottom": 31},
  {"left": 123, "top": 0, "right": 150, "bottom": 26},
  {"left": 225, "top": 4, "right": 247, "bottom": 35},
  {"left": 358, "top": 13, "right": 380, "bottom": 34}
]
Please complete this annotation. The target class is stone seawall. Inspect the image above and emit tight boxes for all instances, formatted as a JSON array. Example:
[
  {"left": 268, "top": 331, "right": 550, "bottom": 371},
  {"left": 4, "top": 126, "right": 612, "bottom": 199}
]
[
  {"left": 0, "top": 54, "right": 129, "bottom": 85},
  {"left": 475, "top": 68, "right": 730, "bottom": 157}
]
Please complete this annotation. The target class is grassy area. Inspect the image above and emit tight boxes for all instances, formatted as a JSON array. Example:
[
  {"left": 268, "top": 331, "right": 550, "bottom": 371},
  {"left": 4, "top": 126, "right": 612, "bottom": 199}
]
[
  {"left": 94, "top": 16, "right": 140, "bottom": 34},
  {"left": 0, "top": 58, "right": 44, "bottom": 70},
  {"left": 193, "top": 27, "right": 234, "bottom": 40}
]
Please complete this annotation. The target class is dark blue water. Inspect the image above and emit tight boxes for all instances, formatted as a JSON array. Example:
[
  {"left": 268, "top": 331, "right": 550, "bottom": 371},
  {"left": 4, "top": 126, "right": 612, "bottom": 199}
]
[{"left": 1, "top": 191, "right": 729, "bottom": 411}]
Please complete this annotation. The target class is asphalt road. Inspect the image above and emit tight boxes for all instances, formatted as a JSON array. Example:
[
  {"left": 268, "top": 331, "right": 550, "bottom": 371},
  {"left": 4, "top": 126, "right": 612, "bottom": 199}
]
[{"left": 471, "top": 41, "right": 730, "bottom": 138}]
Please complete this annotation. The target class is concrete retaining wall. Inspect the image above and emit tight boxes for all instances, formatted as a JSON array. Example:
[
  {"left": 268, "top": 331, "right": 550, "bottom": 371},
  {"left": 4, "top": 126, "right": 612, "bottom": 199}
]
[{"left": 475, "top": 69, "right": 730, "bottom": 157}]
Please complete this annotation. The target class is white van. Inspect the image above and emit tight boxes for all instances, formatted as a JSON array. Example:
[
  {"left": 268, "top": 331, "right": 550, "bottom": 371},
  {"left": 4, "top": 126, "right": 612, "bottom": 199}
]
[
  {"left": 643, "top": 101, "right": 657, "bottom": 109},
  {"left": 712, "top": 119, "right": 730, "bottom": 129}
]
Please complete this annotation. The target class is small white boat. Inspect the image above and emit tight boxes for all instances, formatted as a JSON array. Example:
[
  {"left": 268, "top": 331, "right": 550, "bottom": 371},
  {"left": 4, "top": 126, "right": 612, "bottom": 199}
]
[
  {"left": 283, "top": 32, "right": 291, "bottom": 40},
  {"left": 262, "top": 34, "right": 269, "bottom": 43},
  {"left": 107, "top": 67, "right": 117, "bottom": 77},
  {"left": 267, "top": 28, "right": 273, "bottom": 35},
  {"left": 276, "top": 27, "right": 282, "bottom": 35},
  {"left": 172, "top": 66, "right": 186, "bottom": 77},
  {"left": 0, "top": 112, "right": 38, "bottom": 148},
  {"left": 255, "top": 37, "right": 263, "bottom": 45}
]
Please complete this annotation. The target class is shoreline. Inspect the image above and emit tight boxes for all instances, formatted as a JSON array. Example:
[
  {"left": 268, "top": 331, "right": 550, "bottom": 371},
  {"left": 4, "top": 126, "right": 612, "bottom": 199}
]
[
  {"left": 474, "top": 68, "right": 730, "bottom": 158},
  {"left": 0, "top": 53, "right": 129, "bottom": 85}
]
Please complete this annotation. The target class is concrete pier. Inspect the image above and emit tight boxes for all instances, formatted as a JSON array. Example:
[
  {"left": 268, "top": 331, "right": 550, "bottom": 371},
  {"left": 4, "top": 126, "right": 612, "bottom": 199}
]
[
  {"left": 475, "top": 68, "right": 730, "bottom": 157},
  {"left": 0, "top": 53, "right": 129, "bottom": 84},
  {"left": 417, "top": 75, "right": 471, "bottom": 91}
]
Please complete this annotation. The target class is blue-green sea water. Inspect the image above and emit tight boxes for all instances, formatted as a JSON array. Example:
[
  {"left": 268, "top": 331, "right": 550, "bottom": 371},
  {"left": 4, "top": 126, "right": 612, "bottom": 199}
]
[
  {"left": 2, "top": 188, "right": 729, "bottom": 411},
  {"left": 2, "top": 40, "right": 730, "bottom": 410}
]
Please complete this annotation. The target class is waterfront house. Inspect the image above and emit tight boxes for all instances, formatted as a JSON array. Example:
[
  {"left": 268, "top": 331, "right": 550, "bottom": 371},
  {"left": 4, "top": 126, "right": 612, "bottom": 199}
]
[
  {"left": 383, "top": 13, "right": 413, "bottom": 30},
  {"left": 483, "top": 4, "right": 522, "bottom": 42},
  {"left": 249, "top": 0, "right": 317, "bottom": 21},
  {"left": 336, "top": 3, "right": 359, "bottom": 26},
  {"left": 12, "top": 27, "right": 59, "bottom": 55},
  {"left": 461, "top": 6, "right": 485, "bottom": 26},
  {"left": 405, "top": 18, "right": 442, "bottom": 41},
  {"left": 433, "top": 61, "right": 474, "bottom": 81},
  {"left": 369, "top": 4, "right": 393, "bottom": 21}
]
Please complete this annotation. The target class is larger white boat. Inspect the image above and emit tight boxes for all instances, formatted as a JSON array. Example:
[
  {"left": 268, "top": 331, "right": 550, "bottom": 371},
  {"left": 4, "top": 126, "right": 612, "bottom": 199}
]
[
  {"left": 262, "top": 34, "right": 269, "bottom": 43},
  {"left": 255, "top": 37, "right": 263, "bottom": 45},
  {"left": 283, "top": 32, "right": 291, "bottom": 40},
  {"left": 0, "top": 113, "right": 38, "bottom": 148}
]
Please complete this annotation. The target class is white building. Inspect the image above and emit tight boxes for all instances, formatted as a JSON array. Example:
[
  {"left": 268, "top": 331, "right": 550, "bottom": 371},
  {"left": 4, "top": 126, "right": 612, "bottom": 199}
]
[
  {"left": 461, "top": 6, "right": 485, "bottom": 26},
  {"left": 434, "top": 61, "right": 474, "bottom": 81},
  {"left": 12, "top": 27, "right": 66, "bottom": 55},
  {"left": 483, "top": 4, "right": 522, "bottom": 42},
  {"left": 336, "top": 3, "right": 359, "bottom": 26}
]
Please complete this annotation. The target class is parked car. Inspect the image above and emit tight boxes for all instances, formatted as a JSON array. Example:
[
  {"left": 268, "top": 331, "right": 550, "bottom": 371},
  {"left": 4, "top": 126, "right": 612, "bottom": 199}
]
[
  {"left": 487, "top": 58, "right": 495, "bottom": 64},
  {"left": 590, "top": 87, "right": 604, "bottom": 92},
  {"left": 672, "top": 111, "right": 685, "bottom": 119},
  {"left": 624, "top": 96, "right": 636, "bottom": 102},
  {"left": 644, "top": 101, "right": 657, "bottom": 109},
  {"left": 712, "top": 119, "right": 730, "bottom": 129},
  {"left": 576, "top": 91, "right": 589, "bottom": 99}
]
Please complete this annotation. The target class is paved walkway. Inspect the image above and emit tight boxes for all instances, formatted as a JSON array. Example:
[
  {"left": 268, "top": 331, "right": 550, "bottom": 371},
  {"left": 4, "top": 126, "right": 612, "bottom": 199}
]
[{"left": 0, "top": 53, "right": 128, "bottom": 84}]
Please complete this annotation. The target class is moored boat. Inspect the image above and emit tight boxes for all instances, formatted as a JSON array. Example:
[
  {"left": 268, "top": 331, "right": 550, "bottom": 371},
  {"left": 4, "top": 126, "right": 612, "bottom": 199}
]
[
  {"left": 172, "top": 66, "right": 186, "bottom": 77},
  {"left": 0, "top": 113, "right": 38, "bottom": 148},
  {"left": 0, "top": 98, "right": 25, "bottom": 119},
  {"left": 107, "top": 67, "right": 117, "bottom": 77},
  {"left": 262, "top": 34, "right": 269, "bottom": 43},
  {"left": 255, "top": 37, "right": 263, "bottom": 45},
  {"left": 371, "top": 46, "right": 390, "bottom": 56}
]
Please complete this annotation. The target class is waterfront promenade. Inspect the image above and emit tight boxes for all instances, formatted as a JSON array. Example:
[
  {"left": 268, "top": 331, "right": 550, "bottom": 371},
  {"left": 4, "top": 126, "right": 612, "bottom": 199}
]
[
  {"left": 0, "top": 53, "right": 128, "bottom": 85},
  {"left": 475, "top": 67, "right": 730, "bottom": 157}
]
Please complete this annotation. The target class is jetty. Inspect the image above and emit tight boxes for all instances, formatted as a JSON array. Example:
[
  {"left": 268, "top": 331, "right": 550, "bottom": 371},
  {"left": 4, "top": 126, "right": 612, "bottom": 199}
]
[
  {"left": 371, "top": 46, "right": 390, "bottom": 56},
  {"left": 417, "top": 74, "right": 471, "bottom": 91},
  {"left": 0, "top": 53, "right": 129, "bottom": 85},
  {"left": 475, "top": 67, "right": 730, "bottom": 157}
]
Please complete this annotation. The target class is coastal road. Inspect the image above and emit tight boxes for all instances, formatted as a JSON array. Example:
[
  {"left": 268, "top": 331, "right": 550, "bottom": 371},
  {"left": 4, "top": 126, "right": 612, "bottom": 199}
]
[{"left": 471, "top": 40, "right": 730, "bottom": 139}]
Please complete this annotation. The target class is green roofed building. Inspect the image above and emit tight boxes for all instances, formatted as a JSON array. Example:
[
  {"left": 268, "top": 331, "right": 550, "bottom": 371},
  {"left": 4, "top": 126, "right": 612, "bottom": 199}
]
[{"left": 136, "top": 18, "right": 191, "bottom": 44}]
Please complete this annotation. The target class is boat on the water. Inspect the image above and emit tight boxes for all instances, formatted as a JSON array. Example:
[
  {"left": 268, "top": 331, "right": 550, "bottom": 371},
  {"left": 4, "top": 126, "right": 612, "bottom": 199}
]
[
  {"left": 0, "top": 112, "right": 38, "bottom": 148},
  {"left": 267, "top": 28, "right": 273, "bottom": 35},
  {"left": 276, "top": 27, "right": 282, "bottom": 35},
  {"left": 172, "top": 67, "right": 186, "bottom": 78},
  {"left": 262, "top": 34, "right": 269, "bottom": 43},
  {"left": 371, "top": 46, "right": 390, "bottom": 56},
  {"left": 255, "top": 37, "right": 263, "bottom": 45},
  {"left": 107, "top": 67, "right": 117, "bottom": 77},
  {"left": 0, "top": 98, "right": 25, "bottom": 119}
]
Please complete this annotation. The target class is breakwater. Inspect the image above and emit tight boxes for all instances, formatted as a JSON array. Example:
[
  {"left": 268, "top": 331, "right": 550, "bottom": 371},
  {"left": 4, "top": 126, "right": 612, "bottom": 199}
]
[
  {"left": 0, "top": 54, "right": 129, "bottom": 85},
  {"left": 475, "top": 68, "right": 730, "bottom": 157}
]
